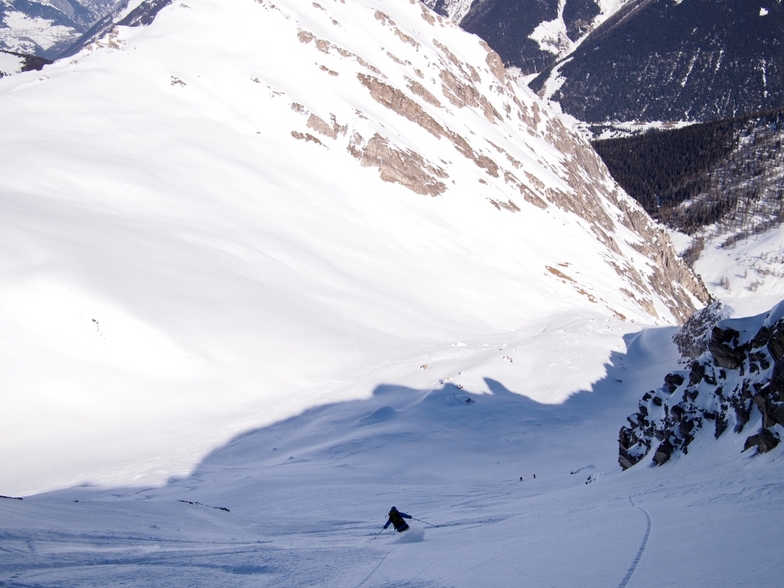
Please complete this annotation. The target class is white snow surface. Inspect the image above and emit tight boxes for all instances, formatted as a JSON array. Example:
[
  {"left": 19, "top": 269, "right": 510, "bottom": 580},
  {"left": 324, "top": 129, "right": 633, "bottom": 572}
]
[
  {"left": 0, "top": 0, "right": 699, "bottom": 496},
  {"left": 0, "top": 1, "right": 781, "bottom": 585},
  {"left": 693, "top": 226, "right": 784, "bottom": 318},
  {"left": 2, "top": 325, "right": 782, "bottom": 587},
  {"left": 0, "top": 49, "right": 23, "bottom": 73}
]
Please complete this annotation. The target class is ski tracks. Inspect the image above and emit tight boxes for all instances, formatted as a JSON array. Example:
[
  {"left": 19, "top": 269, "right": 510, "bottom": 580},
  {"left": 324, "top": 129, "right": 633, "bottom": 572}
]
[
  {"left": 352, "top": 544, "right": 400, "bottom": 588},
  {"left": 617, "top": 496, "right": 651, "bottom": 588}
]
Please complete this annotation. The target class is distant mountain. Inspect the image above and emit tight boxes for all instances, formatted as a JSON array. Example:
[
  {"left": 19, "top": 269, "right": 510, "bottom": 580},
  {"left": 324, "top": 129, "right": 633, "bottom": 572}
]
[
  {"left": 59, "top": 0, "right": 171, "bottom": 58},
  {"left": 531, "top": 0, "right": 784, "bottom": 126},
  {"left": 421, "top": 0, "right": 475, "bottom": 22},
  {"left": 592, "top": 107, "right": 784, "bottom": 314},
  {"left": 0, "top": 0, "right": 126, "bottom": 58},
  {"left": 424, "top": 0, "right": 623, "bottom": 76}
]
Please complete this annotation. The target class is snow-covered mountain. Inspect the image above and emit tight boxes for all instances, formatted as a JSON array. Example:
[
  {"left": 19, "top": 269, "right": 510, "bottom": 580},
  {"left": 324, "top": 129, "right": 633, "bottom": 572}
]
[
  {"left": 0, "top": 47, "right": 50, "bottom": 76},
  {"left": 531, "top": 0, "right": 784, "bottom": 126},
  {"left": 0, "top": 0, "right": 706, "bottom": 496},
  {"left": 0, "top": 2, "right": 782, "bottom": 585},
  {"left": 2, "top": 317, "right": 781, "bottom": 587},
  {"left": 592, "top": 106, "right": 784, "bottom": 316},
  {"left": 424, "top": 0, "right": 633, "bottom": 75},
  {"left": 0, "top": 0, "right": 124, "bottom": 58}
]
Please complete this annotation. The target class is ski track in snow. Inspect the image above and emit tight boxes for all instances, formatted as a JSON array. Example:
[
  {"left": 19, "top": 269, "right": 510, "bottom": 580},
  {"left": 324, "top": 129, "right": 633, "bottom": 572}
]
[
  {"left": 617, "top": 496, "right": 652, "bottom": 588},
  {"left": 352, "top": 544, "right": 400, "bottom": 588}
]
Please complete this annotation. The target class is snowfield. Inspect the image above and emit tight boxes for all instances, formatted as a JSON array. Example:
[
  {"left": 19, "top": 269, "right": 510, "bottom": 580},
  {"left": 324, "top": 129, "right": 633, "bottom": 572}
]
[
  {"left": 0, "top": 0, "right": 701, "bottom": 495},
  {"left": 0, "top": 0, "right": 781, "bottom": 585},
  {"left": 2, "top": 326, "right": 782, "bottom": 587}
]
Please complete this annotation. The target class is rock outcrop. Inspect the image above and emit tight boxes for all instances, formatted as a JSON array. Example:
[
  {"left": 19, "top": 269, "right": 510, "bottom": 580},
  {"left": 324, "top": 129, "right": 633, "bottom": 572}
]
[{"left": 619, "top": 301, "right": 784, "bottom": 469}]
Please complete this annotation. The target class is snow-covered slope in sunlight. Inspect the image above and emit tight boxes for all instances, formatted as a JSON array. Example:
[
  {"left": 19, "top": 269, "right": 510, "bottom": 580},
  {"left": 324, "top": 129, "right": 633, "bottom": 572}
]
[
  {"left": 0, "top": 0, "right": 706, "bottom": 495},
  {"left": 694, "top": 228, "right": 784, "bottom": 318}
]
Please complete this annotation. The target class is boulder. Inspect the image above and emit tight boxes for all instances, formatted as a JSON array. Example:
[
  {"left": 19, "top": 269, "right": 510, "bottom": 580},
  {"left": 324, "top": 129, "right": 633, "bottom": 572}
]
[
  {"left": 744, "top": 428, "right": 780, "bottom": 453},
  {"left": 709, "top": 327, "right": 745, "bottom": 369},
  {"left": 751, "top": 394, "right": 776, "bottom": 429},
  {"left": 774, "top": 404, "right": 784, "bottom": 427},
  {"left": 768, "top": 325, "right": 784, "bottom": 362},
  {"left": 688, "top": 361, "right": 705, "bottom": 386},
  {"left": 653, "top": 438, "right": 674, "bottom": 466},
  {"left": 770, "top": 359, "right": 784, "bottom": 398},
  {"left": 664, "top": 373, "right": 685, "bottom": 393}
]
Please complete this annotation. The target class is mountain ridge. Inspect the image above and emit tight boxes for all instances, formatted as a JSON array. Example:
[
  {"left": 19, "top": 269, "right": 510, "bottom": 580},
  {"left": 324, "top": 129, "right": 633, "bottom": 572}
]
[{"left": 0, "top": 0, "right": 706, "bottom": 494}]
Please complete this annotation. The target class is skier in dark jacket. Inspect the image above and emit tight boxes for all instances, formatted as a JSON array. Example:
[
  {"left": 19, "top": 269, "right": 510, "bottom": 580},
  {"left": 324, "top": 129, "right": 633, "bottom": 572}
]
[{"left": 384, "top": 506, "right": 412, "bottom": 532}]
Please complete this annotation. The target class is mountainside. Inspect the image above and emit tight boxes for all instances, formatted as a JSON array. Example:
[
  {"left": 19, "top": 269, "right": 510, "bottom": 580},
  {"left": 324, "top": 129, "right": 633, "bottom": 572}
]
[
  {"left": 592, "top": 107, "right": 784, "bottom": 315},
  {"left": 0, "top": 0, "right": 707, "bottom": 495},
  {"left": 531, "top": 0, "right": 784, "bottom": 126},
  {"left": 593, "top": 107, "right": 784, "bottom": 235},
  {"left": 0, "top": 47, "right": 50, "bottom": 76},
  {"left": 1, "top": 2, "right": 782, "bottom": 584},
  {"left": 421, "top": 0, "right": 475, "bottom": 22},
  {"left": 425, "top": 0, "right": 629, "bottom": 75},
  {"left": 2, "top": 319, "right": 782, "bottom": 586},
  {"left": 0, "top": 0, "right": 123, "bottom": 58}
]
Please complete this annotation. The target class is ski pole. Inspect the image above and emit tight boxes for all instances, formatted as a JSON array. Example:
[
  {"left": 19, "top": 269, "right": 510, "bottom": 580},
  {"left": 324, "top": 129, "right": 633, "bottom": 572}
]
[
  {"left": 371, "top": 527, "right": 385, "bottom": 541},
  {"left": 410, "top": 516, "right": 438, "bottom": 528}
]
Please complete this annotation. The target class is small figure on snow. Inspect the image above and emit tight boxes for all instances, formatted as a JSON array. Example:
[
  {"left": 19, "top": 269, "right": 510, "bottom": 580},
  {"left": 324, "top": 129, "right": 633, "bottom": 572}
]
[
  {"left": 384, "top": 506, "right": 412, "bottom": 533},
  {"left": 533, "top": 474, "right": 536, "bottom": 479}
]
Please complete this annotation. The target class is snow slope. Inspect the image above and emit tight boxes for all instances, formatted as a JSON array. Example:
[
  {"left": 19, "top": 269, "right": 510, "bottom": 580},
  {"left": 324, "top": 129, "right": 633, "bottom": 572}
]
[
  {"left": 0, "top": 3, "right": 780, "bottom": 584},
  {"left": 668, "top": 227, "right": 784, "bottom": 319},
  {"left": 0, "top": 0, "right": 704, "bottom": 496},
  {"left": 695, "top": 230, "right": 784, "bottom": 318},
  {"left": 2, "top": 325, "right": 782, "bottom": 587}
]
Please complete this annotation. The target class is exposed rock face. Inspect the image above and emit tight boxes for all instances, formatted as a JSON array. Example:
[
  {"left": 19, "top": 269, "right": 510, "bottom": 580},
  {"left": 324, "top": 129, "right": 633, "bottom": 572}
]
[
  {"left": 672, "top": 302, "right": 726, "bottom": 359},
  {"left": 164, "top": 0, "right": 708, "bottom": 325},
  {"left": 744, "top": 429, "right": 780, "bottom": 454},
  {"left": 358, "top": 134, "right": 448, "bottom": 196},
  {"left": 619, "top": 301, "right": 784, "bottom": 469}
]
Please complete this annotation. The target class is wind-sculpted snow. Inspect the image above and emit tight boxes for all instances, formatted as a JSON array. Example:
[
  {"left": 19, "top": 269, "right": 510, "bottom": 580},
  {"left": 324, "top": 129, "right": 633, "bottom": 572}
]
[{"left": 0, "top": 0, "right": 705, "bottom": 494}]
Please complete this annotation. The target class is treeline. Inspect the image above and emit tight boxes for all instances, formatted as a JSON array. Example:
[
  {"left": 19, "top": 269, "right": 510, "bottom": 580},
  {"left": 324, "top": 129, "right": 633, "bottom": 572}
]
[{"left": 593, "top": 107, "right": 784, "bottom": 234}]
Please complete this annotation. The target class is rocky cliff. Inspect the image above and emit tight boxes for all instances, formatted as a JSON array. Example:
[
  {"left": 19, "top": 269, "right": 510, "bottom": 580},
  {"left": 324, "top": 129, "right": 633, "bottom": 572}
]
[{"left": 619, "top": 301, "right": 784, "bottom": 469}]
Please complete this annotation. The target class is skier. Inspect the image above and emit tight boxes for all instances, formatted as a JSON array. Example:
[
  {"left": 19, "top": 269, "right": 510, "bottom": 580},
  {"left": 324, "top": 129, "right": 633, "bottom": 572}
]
[{"left": 384, "top": 506, "right": 412, "bottom": 533}]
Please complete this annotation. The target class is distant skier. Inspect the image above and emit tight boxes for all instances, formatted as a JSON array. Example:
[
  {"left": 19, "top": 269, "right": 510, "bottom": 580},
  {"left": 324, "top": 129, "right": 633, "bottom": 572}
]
[{"left": 384, "top": 506, "right": 412, "bottom": 533}]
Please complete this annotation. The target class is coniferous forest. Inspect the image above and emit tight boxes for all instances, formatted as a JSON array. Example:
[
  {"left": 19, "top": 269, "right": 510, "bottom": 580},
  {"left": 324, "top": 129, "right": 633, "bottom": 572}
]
[{"left": 593, "top": 108, "right": 784, "bottom": 238}]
